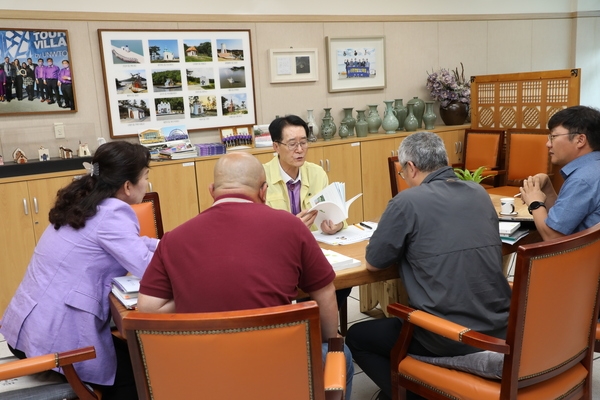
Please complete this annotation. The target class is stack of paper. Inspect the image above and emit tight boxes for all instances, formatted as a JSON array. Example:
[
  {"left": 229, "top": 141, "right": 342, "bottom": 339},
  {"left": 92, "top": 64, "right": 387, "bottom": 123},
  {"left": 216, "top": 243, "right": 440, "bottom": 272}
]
[
  {"left": 111, "top": 275, "right": 141, "bottom": 309},
  {"left": 308, "top": 182, "right": 362, "bottom": 227},
  {"left": 321, "top": 249, "right": 361, "bottom": 271},
  {"left": 499, "top": 221, "right": 520, "bottom": 237},
  {"left": 500, "top": 229, "right": 529, "bottom": 245}
]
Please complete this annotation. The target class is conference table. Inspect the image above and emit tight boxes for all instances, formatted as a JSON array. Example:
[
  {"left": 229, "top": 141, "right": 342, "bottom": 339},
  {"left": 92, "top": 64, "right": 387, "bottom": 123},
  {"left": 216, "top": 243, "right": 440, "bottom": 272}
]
[{"left": 110, "top": 192, "right": 541, "bottom": 337}]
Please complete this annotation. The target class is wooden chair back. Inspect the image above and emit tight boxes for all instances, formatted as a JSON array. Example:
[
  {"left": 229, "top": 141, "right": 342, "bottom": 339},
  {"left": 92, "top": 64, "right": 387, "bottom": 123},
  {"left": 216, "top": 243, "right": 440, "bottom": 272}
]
[
  {"left": 505, "top": 128, "right": 551, "bottom": 185},
  {"left": 388, "top": 156, "right": 410, "bottom": 197},
  {"left": 388, "top": 223, "right": 600, "bottom": 400},
  {"left": 131, "top": 192, "right": 164, "bottom": 239},
  {"left": 463, "top": 129, "right": 505, "bottom": 172},
  {"left": 123, "top": 302, "right": 341, "bottom": 400}
]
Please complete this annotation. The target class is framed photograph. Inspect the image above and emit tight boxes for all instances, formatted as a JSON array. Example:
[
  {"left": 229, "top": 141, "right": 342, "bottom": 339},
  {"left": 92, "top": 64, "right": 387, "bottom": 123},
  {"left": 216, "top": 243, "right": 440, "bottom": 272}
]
[
  {"left": 268, "top": 48, "right": 318, "bottom": 83},
  {"left": 0, "top": 29, "right": 76, "bottom": 116},
  {"left": 98, "top": 29, "right": 256, "bottom": 138},
  {"left": 326, "top": 36, "right": 386, "bottom": 93},
  {"left": 220, "top": 125, "right": 254, "bottom": 149}
]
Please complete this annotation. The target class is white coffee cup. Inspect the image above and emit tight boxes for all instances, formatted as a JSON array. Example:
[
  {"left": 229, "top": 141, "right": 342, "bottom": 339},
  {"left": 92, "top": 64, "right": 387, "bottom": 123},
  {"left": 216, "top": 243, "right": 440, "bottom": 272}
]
[{"left": 500, "top": 197, "right": 515, "bottom": 214}]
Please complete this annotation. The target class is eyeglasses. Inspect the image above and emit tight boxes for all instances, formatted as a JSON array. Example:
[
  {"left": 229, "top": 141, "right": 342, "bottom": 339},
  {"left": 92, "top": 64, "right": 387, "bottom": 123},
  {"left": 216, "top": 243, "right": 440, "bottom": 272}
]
[
  {"left": 398, "top": 163, "right": 408, "bottom": 180},
  {"left": 276, "top": 139, "right": 309, "bottom": 151},
  {"left": 548, "top": 132, "right": 578, "bottom": 142}
]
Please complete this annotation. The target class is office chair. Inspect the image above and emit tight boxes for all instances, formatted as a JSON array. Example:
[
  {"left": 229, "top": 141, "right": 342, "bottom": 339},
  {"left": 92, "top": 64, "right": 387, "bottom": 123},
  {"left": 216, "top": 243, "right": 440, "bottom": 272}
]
[
  {"left": 131, "top": 192, "right": 164, "bottom": 239},
  {"left": 455, "top": 129, "right": 506, "bottom": 188},
  {"left": 486, "top": 129, "right": 551, "bottom": 196},
  {"left": 388, "top": 156, "right": 410, "bottom": 197},
  {"left": 123, "top": 301, "right": 346, "bottom": 400},
  {"left": 387, "top": 223, "right": 600, "bottom": 400},
  {"left": 0, "top": 346, "right": 100, "bottom": 400}
]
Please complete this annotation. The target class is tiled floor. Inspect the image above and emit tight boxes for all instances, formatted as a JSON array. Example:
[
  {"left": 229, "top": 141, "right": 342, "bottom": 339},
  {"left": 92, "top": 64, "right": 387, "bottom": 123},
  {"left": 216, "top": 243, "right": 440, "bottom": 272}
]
[{"left": 343, "top": 286, "right": 600, "bottom": 400}]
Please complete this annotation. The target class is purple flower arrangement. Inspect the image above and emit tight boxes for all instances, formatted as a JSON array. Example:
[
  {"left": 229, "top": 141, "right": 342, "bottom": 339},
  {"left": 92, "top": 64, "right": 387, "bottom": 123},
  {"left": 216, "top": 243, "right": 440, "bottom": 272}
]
[{"left": 426, "top": 63, "right": 471, "bottom": 109}]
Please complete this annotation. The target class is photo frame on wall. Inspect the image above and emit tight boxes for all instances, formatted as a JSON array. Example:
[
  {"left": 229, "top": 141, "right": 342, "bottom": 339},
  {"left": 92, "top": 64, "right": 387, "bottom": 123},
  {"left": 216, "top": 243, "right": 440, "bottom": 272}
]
[
  {"left": 98, "top": 29, "right": 256, "bottom": 138},
  {"left": 0, "top": 29, "right": 76, "bottom": 116},
  {"left": 326, "top": 36, "right": 386, "bottom": 93},
  {"left": 268, "top": 48, "right": 318, "bottom": 83}
]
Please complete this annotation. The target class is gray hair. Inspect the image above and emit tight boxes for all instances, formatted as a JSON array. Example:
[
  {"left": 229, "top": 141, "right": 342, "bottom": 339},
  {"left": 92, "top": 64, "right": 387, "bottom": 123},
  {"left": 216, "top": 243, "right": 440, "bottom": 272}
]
[{"left": 398, "top": 131, "right": 448, "bottom": 173}]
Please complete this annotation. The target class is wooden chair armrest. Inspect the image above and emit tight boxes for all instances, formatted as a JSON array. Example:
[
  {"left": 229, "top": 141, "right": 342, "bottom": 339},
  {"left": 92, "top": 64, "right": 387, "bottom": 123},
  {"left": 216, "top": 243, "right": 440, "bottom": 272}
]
[
  {"left": 324, "top": 337, "right": 346, "bottom": 399},
  {"left": 387, "top": 303, "right": 509, "bottom": 354},
  {"left": 0, "top": 346, "right": 99, "bottom": 400},
  {"left": 451, "top": 163, "right": 465, "bottom": 169}
]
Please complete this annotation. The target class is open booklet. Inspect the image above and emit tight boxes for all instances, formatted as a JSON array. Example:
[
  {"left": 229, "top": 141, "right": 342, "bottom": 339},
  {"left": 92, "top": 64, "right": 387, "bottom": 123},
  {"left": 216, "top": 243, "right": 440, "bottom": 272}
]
[{"left": 307, "top": 182, "right": 362, "bottom": 227}]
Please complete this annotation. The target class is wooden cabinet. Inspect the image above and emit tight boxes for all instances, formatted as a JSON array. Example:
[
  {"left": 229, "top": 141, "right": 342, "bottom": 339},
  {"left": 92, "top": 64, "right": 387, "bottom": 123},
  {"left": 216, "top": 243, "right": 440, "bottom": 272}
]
[
  {"left": 195, "top": 158, "right": 219, "bottom": 212},
  {"left": 438, "top": 129, "right": 465, "bottom": 165},
  {"left": 360, "top": 136, "right": 405, "bottom": 221},
  {"left": 27, "top": 176, "right": 75, "bottom": 241},
  {"left": 148, "top": 161, "right": 199, "bottom": 232}
]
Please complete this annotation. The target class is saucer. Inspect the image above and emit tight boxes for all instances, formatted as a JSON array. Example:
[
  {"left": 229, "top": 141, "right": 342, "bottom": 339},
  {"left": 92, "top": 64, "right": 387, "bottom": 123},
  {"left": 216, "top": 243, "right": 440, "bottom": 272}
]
[{"left": 499, "top": 211, "right": 518, "bottom": 216}]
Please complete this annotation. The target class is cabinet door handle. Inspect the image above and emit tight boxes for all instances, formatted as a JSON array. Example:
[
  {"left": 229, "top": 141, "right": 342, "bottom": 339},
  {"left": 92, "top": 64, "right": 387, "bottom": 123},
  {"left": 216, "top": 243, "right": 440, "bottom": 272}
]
[
  {"left": 459, "top": 141, "right": 463, "bottom": 155},
  {"left": 326, "top": 159, "right": 330, "bottom": 172},
  {"left": 319, "top": 160, "right": 324, "bottom": 169},
  {"left": 33, "top": 197, "right": 39, "bottom": 214},
  {"left": 23, "top": 198, "right": 29, "bottom": 215},
  {"left": 391, "top": 150, "right": 394, "bottom": 156},
  {"left": 149, "top": 182, "right": 153, "bottom": 192}
]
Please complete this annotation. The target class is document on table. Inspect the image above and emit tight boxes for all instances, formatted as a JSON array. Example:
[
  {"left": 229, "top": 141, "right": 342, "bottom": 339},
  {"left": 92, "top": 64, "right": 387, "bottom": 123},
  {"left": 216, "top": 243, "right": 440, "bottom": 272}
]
[{"left": 312, "top": 222, "right": 378, "bottom": 245}]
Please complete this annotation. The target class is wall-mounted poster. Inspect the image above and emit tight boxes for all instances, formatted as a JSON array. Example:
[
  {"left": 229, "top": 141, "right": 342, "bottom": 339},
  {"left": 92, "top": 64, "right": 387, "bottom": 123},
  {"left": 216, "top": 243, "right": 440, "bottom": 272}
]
[
  {"left": 98, "top": 29, "right": 256, "bottom": 138},
  {"left": 0, "top": 29, "right": 76, "bottom": 116}
]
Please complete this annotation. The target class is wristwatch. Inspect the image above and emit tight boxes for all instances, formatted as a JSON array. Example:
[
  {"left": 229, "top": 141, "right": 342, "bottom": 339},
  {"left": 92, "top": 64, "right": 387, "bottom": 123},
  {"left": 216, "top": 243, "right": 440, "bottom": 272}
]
[{"left": 528, "top": 201, "right": 546, "bottom": 215}]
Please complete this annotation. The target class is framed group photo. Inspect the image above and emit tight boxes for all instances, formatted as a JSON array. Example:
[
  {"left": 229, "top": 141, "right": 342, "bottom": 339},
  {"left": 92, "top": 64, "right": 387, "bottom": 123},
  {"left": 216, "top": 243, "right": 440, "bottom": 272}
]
[
  {"left": 98, "top": 29, "right": 256, "bottom": 138},
  {"left": 326, "top": 36, "right": 386, "bottom": 93},
  {"left": 0, "top": 29, "right": 76, "bottom": 116}
]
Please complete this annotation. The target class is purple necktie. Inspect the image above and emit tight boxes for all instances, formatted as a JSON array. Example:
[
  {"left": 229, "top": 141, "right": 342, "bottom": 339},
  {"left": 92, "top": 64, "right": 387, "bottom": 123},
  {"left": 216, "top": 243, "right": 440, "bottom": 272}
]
[{"left": 287, "top": 180, "right": 301, "bottom": 215}]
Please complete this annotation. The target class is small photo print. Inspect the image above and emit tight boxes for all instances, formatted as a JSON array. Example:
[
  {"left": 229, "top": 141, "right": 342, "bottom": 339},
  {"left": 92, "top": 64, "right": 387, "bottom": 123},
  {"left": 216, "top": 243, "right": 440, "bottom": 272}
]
[
  {"left": 148, "top": 39, "right": 180, "bottom": 63},
  {"left": 154, "top": 97, "right": 184, "bottom": 121},
  {"left": 295, "top": 56, "right": 310, "bottom": 74},
  {"left": 118, "top": 99, "right": 150, "bottom": 123},
  {"left": 184, "top": 40, "right": 212, "bottom": 62},
  {"left": 152, "top": 69, "right": 182, "bottom": 92},
  {"left": 110, "top": 40, "right": 144, "bottom": 64},
  {"left": 219, "top": 66, "right": 246, "bottom": 89},
  {"left": 115, "top": 70, "right": 148, "bottom": 94},
  {"left": 216, "top": 38, "right": 244, "bottom": 61},
  {"left": 186, "top": 68, "right": 215, "bottom": 90},
  {"left": 222, "top": 93, "right": 248, "bottom": 116},
  {"left": 188, "top": 95, "right": 218, "bottom": 118}
]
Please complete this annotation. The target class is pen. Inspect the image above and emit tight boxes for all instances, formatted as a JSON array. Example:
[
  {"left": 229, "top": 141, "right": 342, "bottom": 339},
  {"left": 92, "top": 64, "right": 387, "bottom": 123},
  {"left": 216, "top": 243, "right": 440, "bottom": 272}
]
[
  {"left": 353, "top": 223, "right": 364, "bottom": 231},
  {"left": 514, "top": 193, "right": 522, "bottom": 197},
  {"left": 359, "top": 222, "right": 373, "bottom": 229}
]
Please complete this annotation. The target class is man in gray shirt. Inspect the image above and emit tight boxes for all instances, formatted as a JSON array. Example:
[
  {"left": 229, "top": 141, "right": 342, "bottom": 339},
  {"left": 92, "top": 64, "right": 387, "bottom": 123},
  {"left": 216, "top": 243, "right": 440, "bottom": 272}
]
[{"left": 346, "top": 131, "right": 511, "bottom": 400}]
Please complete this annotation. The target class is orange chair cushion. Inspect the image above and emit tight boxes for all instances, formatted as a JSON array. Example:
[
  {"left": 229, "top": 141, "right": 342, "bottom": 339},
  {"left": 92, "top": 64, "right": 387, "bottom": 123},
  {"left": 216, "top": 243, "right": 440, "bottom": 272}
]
[
  {"left": 130, "top": 202, "right": 157, "bottom": 238},
  {"left": 464, "top": 134, "right": 500, "bottom": 171},
  {"left": 398, "top": 356, "right": 587, "bottom": 400},
  {"left": 507, "top": 134, "right": 549, "bottom": 181}
]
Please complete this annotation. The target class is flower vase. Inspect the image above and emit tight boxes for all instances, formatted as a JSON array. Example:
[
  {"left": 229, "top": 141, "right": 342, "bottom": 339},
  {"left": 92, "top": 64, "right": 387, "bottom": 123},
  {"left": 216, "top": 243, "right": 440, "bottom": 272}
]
[
  {"left": 367, "top": 104, "right": 382, "bottom": 134},
  {"left": 394, "top": 99, "right": 407, "bottom": 131},
  {"left": 338, "top": 122, "right": 350, "bottom": 139},
  {"left": 404, "top": 103, "right": 419, "bottom": 132},
  {"left": 306, "top": 109, "right": 319, "bottom": 141},
  {"left": 323, "top": 107, "right": 337, "bottom": 137},
  {"left": 355, "top": 110, "right": 368, "bottom": 137},
  {"left": 321, "top": 117, "right": 334, "bottom": 141},
  {"left": 422, "top": 101, "right": 437, "bottom": 130},
  {"left": 407, "top": 96, "right": 425, "bottom": 129},
  {"left": 382, "top": 100, "right": 399, "bottom": 134},
  {"left": 341, "top": 107, "right": 356, "bottom": 136},
  {"left": 439, "top": 101, "right": 469, "bottom": 126}
]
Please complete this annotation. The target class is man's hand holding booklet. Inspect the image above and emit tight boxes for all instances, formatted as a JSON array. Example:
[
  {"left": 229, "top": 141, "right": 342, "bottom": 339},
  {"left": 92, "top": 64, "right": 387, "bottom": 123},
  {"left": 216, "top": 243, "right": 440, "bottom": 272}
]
[{"left": 308, "top": 182, "right": 362, "bottom": 228}]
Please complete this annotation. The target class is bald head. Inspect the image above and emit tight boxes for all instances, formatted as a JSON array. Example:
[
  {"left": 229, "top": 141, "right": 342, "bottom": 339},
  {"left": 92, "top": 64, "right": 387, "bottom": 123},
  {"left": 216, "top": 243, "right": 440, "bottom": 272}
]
[{"left": 211, "top": 153, "right": 267, "bottom": 201}]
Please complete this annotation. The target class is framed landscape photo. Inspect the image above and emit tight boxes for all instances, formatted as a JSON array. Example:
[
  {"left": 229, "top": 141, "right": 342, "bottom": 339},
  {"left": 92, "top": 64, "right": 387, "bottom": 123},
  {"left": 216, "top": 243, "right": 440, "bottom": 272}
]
[
  {"left": 0, "top": 29, "right": 76, "bottom": 116},
  {"left": 326, "top": 36, "right": 386, "bottom": 93},
  {"left": 98, "top": 29, "right": 256, "bottom": 138},
  {"left": 268, "top": 48, "right": 318, "bottom": 83}
]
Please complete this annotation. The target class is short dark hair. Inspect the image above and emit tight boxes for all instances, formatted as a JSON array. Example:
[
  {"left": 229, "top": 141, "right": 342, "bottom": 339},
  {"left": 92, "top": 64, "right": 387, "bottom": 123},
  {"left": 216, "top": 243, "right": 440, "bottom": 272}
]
[
  {"left": 268, "top": 115, "right": 309, "bottom": 142},
  {"left": 49, "top": 141, "right": 151, "bottom": 230},
  {"left": 548, "top": 105, "right": 600, "bottom": 151}
]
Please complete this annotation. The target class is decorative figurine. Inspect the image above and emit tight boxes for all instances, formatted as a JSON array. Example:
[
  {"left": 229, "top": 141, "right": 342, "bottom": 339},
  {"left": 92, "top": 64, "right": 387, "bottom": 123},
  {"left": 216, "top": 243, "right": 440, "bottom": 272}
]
[
  {"left": 12, "top": 148, "right": 28, "bottom": 164},
  {"left": 59, "top": 146, "right": 73, "bottom": 159},
  {"left": 0, "top": 155, "right": 4, "bottom": 166},
  {"left": 78, "top": 142, "right": 91, "bottom": 157},
  {"left": 38, "top": 146, "right": 50, "bottom": 162}
]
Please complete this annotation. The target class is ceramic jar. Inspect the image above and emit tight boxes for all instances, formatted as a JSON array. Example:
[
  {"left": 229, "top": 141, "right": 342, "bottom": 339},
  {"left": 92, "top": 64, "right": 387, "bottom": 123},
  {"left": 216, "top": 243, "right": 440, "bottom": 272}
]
[
  {"left": 367, "top": 104, "right": 382, "bottom": 134},
  {"left": 439, "top": 101, "right": 469, "bottom": 125},
  {"left": 404, "top": 103, "right": 419, "bottom": 132},
  {"left": 407, "top": 96, "right": 425, "bottom": 129},
  {"left": 382, "top": 100, "right": 400, "bottom": 134},
  {"left": 321, "top": 117, "right": 334, "bottom": 140},
  {"left": 341, "top": 107, "right": 356, "bottom": 136},
  {"left": 355, "top": 110, "right": 368, "bottom": 137},
  {"left": 306, "top": 109, "right": 319, "bottom": 141},
  {"left": 422, "top": 101, "right": 437, "bottom": 130},
  {"left": 338, "top": 122, "right": 350, "bottom": 139},
  {"left": 394, "top": 99, "right": 407, "bottom": 131},
  {"left": 323, "top": 107, "right": 337, "bottom": 137}
]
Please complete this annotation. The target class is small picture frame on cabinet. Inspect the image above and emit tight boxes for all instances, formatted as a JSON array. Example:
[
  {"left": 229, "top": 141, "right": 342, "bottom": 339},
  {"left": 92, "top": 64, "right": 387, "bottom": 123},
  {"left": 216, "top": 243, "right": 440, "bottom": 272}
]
[{"left": 220, "top": 126, "right": 254, "bottom": 150}]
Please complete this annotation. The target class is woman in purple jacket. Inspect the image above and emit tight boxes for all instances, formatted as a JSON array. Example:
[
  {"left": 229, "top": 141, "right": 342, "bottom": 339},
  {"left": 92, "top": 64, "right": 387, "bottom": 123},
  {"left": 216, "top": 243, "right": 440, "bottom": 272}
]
[{"left": 0, "top": 141, "right": 158, "bottom": 400}]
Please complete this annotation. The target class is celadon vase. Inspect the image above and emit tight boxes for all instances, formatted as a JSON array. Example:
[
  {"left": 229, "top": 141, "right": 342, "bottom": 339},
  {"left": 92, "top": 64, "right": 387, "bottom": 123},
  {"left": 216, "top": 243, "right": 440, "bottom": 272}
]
[
  {"left": 422, "top": 101, "right": 437, "bottom": 130},
  {"left": 394, "top": 99, "right": 407, "bottom": 131},
  {"left": 355, "top": 110, "right": 368, "bottom": 137},
  {"left": 341, "top": 107, "right": 356, "bottom": 136},
  {"left": 367, "top": 104, "right": 382, "bottom": 134},
  {"left": 338, "top": 122, "right": 350, "bottom": 139},
  {"left": 404, "top": 103, "right": 419, "bottom": 132},
  {"left": 382, "top": 100, "right": 400, "bottom": 134},
  {"left": 306, "top": 109, "right": 319, "bottom": 141},
  {"left": 323, "top": 107, "right": 337, "bottom": 137},
  {"left": 321, "top": 117, "right": 334, "bottom": 141},
  {"left": 407, "top": 96, "right": 425, "bottom": 129}
]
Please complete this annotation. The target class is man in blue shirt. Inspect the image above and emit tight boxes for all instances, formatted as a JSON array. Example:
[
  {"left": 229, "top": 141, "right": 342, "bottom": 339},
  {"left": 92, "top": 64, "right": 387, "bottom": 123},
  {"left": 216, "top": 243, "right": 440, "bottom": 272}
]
[{"left": 521, "top": 105, "right": 600, "bottom": 240}]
